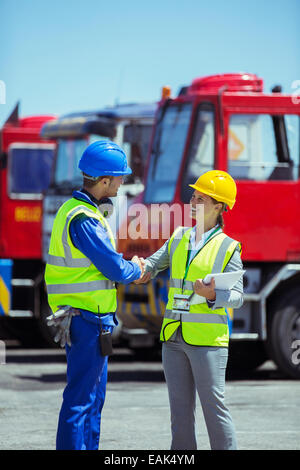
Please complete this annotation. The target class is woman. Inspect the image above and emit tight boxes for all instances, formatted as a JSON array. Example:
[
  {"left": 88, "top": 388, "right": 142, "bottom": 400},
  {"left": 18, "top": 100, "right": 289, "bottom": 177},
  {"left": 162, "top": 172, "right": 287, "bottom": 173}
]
[{"left": 140, "top": 170, "right": 243, "bottom": 450}]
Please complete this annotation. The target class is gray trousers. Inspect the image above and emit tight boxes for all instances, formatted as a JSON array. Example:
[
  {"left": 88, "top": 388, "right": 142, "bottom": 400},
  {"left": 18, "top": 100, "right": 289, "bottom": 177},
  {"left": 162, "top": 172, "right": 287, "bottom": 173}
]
[{"left": 162, "top": 329, "right": 237, "bottom": 450}]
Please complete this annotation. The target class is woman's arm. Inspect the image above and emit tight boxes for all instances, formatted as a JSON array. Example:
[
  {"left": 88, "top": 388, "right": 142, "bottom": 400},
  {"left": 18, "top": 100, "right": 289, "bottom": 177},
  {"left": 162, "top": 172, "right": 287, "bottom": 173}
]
[
  {"left": 142, "top": 240, "right": 170, "bottom": 279},
  {"left": 209, "top": 247, "right": 244, "bottom": 310},
  {"left": 138, "top": 226, "right": 188, "bottom": 283}
]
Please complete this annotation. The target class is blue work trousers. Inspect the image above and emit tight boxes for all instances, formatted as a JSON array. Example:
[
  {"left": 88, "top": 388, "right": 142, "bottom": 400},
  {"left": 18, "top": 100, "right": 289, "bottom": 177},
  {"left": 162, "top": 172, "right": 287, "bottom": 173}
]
[{"left": 56, "top": 311, "right": 109, "bottom": 450}]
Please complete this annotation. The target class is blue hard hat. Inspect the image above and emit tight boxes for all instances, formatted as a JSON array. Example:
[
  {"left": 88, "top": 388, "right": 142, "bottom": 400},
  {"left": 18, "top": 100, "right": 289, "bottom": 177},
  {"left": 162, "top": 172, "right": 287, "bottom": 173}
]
[{"left": 78, "top": 140, "right": 132, "bottom": 177}]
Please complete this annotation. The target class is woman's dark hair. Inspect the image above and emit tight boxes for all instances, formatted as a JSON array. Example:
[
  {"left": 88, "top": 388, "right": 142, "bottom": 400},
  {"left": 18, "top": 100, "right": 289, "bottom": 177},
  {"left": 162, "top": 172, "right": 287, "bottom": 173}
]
[{"left": 211, "top": 197, "right": 227, "bottom": 228}]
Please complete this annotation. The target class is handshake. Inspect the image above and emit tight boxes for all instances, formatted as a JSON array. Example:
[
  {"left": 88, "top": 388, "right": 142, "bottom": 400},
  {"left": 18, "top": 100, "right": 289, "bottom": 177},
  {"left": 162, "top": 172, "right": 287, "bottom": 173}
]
[{"left": 131, "top": 256, "right": 152, "bottom": 284}]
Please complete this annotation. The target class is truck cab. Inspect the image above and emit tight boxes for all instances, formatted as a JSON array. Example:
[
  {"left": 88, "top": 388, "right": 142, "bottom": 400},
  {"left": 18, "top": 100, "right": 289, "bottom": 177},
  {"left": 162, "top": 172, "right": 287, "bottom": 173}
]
[
  {"left": 0, "top": 104, "right": 56, "bottom": 343},
  {"left": 117, "top": 73, "right": 300, "bottom": 377}
]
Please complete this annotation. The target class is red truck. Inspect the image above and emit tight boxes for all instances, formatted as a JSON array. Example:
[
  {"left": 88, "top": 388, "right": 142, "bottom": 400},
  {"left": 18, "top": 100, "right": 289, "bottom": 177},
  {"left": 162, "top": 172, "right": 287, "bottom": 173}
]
[
  {"left": 117, "top": 73, "right": 300, "bottom": 379},
  {"left": 0, "top": 103, "right": 56, "bottom": 344}
]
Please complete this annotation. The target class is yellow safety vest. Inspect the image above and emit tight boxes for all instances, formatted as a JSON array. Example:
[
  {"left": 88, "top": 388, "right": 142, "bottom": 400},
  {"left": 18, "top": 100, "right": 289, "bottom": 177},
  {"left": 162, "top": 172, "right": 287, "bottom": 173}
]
[
  {"left": 44, "top": 197, "right": 117, "bottom": 315},
  {"left": 160, "top": 226, "right": 241, "bottom": 347}
]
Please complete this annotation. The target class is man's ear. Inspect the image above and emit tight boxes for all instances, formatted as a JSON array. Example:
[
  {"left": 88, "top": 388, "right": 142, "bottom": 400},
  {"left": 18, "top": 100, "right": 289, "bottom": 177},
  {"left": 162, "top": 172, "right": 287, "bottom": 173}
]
[{"left": 101, "top": 177, "right": 111, "bottom": 186}]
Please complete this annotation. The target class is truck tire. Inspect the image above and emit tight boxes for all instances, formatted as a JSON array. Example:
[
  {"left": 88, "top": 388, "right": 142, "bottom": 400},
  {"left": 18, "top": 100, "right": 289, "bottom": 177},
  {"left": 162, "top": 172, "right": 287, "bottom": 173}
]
[
  {"left": 267, "top": 288, "right": 300, "bottom": 379},
  {"left": 133, "top": 346, "right": 162, "bottom": 361},
  {"left": 227, "top": 340, "right": 268, "bottom": 373},
  {"left": 0, "top": 317, "right": 45, "bottom": 347}
]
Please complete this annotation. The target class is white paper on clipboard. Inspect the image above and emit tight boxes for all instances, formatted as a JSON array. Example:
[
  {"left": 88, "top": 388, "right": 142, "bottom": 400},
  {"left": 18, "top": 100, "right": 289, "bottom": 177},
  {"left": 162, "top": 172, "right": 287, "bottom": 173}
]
[
  {"left": 189, "top": 270, "right": 245, "bottom": 305},
  {"left": 203, "top": 270, "right": 245, "bottom": 289}
]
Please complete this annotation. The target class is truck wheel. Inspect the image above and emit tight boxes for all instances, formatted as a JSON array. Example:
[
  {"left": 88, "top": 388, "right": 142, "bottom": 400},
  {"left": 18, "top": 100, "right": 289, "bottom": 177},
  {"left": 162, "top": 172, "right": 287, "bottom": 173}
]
[
  {"left": 0, "top": 317, "right": 45, "bottom": 347},
  {"left": 133, "top": 346, "right": 162, "bottom": 361},
  {"left": 227, "top": 340, "right": 268, "bottom": 373},
  {"left": 267, "top": 288, "right": 300, "bottom": 379}
]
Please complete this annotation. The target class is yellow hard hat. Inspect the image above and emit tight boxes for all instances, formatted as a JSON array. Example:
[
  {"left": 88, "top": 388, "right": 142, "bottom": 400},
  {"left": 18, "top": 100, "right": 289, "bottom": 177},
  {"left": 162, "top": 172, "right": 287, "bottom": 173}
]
[{"left": 189, "top": 170, "right": 237, "bottom": 209}]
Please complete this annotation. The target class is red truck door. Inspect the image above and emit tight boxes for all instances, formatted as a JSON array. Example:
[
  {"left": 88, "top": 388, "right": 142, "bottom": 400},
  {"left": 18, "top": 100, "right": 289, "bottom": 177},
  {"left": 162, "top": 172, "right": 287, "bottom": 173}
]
[{"left": 222, "top": 103, "right": 300, "bottom": 263}]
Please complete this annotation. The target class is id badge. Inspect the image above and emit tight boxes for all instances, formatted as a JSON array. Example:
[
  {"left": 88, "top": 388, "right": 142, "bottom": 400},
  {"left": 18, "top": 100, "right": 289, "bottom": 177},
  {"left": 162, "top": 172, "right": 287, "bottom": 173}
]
[{"left": 172, "top": 294, "right": 190, "bottom": 314}]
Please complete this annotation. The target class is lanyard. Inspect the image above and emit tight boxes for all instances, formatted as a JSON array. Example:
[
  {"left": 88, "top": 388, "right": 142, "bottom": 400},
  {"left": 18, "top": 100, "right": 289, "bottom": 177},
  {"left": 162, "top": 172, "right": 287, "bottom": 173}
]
[{"left": 183, "top": 226, "right": 221, "bottom": 282}]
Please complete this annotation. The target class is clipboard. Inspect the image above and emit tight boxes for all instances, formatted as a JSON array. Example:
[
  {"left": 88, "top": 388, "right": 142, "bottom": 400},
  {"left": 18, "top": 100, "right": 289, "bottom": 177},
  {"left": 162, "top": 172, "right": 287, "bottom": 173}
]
[
  {"left": 203, "top": 270, "right": 245, "bottom": 290},
  {"left": 189, "top": 270, "right": 245, "bottom": 305}
]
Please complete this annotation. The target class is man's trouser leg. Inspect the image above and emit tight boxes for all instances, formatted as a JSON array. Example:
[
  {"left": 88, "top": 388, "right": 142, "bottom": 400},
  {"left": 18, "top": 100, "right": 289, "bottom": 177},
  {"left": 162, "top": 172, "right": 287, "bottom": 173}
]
[
  {"left": 56, "top": 313, "right": 108, "bottom": 450},
  {"left": 84, "top": 360, "right": 108, "bottom": 450}
]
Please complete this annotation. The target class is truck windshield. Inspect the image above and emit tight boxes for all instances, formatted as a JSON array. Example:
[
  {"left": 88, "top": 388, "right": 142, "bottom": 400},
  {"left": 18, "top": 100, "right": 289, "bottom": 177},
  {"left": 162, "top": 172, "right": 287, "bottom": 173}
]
[
  {"left": 123, "top": 123, "right": 153, "bottom": 184},
  {"left": 181, "top": 105, "right": 215, "bottom": 202},
  {"left": 144, "top": 102, "right": 192, "bottom": 203},
  {"left": 53, "top": 125, "right": 152, "bottom": 191},
  {"left": 8, "top": 144, "right": 55, "bottom": 197},
  {"left": 54, "top": 138, "right": 90, "bottom": 188}
]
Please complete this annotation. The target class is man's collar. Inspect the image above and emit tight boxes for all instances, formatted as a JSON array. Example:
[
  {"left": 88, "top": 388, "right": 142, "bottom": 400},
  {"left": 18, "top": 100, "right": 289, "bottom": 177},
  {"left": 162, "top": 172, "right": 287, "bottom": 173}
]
[
  {"left": 80, "top": 188, "right": 100, "bottom": 205},
  {"left": 72, "top": 189, "right": 99, "bottom": 207}
]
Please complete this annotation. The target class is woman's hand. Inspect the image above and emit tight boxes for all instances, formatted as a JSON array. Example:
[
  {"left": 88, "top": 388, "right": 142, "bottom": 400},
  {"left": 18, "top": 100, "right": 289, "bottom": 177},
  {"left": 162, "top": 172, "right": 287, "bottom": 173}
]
[{"left": 193, "top": 278, "right": 216, "bottom": 301}]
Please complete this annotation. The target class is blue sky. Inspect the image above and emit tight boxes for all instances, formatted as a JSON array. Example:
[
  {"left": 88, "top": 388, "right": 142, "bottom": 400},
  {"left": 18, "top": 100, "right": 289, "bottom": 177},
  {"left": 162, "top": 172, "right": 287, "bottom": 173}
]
[{"left": 0, "top": 0, "right": 299, "bottom": 125}]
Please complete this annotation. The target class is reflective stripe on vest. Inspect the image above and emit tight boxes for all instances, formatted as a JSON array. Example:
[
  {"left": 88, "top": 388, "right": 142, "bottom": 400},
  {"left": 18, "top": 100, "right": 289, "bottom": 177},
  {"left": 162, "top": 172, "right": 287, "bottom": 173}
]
[
  {"left": 164, "top": 309, "right": 228, "bottom": 324},
  {"left": 46, "top": 279, "right": 114, "bottom": 294},
  {"left": 168, "top": 226, "right": 190, "bottom": 260},
  {"left": 46, "top": 205, "right": 115, "bottom": 268},
  {"left": 45, "top": 198, "right": 117, "bottom": 314},
  {"left": 160, "top": 226, "right": 241, "bottom": 347},
  {"left": 169, "top": 234, "right": 237, "bottom": 291}
]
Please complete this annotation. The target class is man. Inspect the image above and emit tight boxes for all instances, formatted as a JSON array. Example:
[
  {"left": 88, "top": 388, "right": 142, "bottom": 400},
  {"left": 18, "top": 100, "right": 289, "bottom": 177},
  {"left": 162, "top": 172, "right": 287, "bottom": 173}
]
[{"left": 45, "top": 141, "right": 144, "bottom": 450}]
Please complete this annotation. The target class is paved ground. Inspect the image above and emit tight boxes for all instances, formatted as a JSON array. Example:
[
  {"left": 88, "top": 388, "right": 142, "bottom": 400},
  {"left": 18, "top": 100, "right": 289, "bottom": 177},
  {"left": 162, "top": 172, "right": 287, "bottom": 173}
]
[{"left": 0, "top": 344, "right": 299, "bottom": 451}]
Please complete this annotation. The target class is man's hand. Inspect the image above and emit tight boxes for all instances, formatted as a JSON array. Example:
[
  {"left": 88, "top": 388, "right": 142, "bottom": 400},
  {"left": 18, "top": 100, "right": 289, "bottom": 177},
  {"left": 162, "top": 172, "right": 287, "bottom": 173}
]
[
  {"left": 131, "top": 256, "right": 152, "bottom": 284},
  {"left": 193, "top": 278, "right": 216, "bottom": 301},
  {"left": 131, "top": 255, "right": 145, "bottom": 273},
  {"left": 131, "top": 255, "right": 145, "bottom": 276},
  {"left": 134, "top": 270, "right": 152, "bottom": 284}
]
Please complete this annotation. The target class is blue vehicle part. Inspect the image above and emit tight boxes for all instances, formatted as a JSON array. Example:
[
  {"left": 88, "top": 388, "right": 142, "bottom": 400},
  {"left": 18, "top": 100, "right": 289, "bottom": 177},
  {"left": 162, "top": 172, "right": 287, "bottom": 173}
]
[
  {"left": 226, "top": 308, "right": 233, "bottom": 336},
  {"left": 0, "top": 260, "right": 12, "bottom": 316}
]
